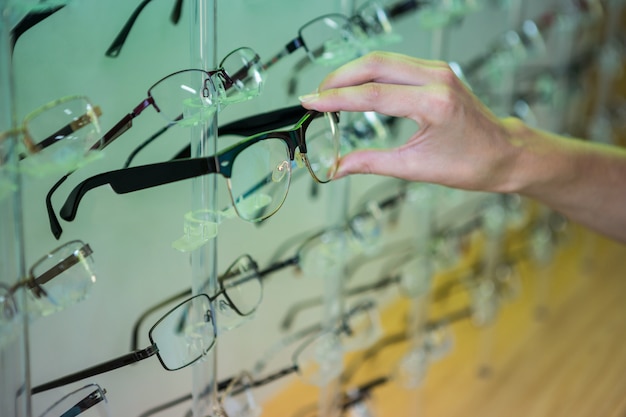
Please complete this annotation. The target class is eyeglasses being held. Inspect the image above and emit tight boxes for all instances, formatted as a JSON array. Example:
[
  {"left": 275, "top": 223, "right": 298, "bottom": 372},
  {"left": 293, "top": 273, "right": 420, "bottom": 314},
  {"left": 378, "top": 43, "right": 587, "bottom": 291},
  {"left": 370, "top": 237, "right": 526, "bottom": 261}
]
[{"left": 52, "top": 108, "right": 340, "bottom": 232}]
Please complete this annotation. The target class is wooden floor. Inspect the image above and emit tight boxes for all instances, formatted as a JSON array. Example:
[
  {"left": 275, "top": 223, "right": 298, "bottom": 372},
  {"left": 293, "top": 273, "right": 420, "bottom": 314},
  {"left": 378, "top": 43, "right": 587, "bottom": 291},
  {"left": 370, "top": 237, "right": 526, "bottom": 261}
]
[{"left": 261, "top": 224, "right": 626, "bottom": 417}]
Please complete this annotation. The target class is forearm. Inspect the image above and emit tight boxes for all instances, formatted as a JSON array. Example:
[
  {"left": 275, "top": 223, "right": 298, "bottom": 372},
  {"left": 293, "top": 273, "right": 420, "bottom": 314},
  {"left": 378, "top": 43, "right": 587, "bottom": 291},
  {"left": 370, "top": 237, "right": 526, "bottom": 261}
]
[{"left": 503, "top": 119, "right": 626, "bottom": 243}]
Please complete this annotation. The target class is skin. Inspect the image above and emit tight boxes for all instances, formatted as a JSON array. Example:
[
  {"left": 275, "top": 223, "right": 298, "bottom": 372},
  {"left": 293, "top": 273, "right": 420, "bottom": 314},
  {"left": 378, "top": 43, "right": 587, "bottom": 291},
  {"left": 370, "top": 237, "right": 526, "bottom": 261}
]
[{"left": 299, "top": 51, "right": 626, "bottom": 243}]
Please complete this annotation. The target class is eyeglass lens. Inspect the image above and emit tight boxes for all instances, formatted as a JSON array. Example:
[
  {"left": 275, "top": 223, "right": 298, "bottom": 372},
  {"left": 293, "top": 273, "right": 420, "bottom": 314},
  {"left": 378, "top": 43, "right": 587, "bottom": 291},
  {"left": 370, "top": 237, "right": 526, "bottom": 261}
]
[
  {"left": 300, "top": 14, "right": 365, "bottom": 66},
  {"left": 293, "top": 331, "right": 344, "bottom": 386},
  {"left": 219, "top": 47, "right": 265, "bottom": 105},
  {"left": 227, "top": 111, "right": 339, "bottom": 222},
  {"left": 221, "top": 255, "right": 262, "bottom": 317},
  {"left": 149, "top": 294, "right": 215, "bottom": 371},
  {"left": 148, "top": 48, "right": 264, "bottom": 126},
  {"left": 19, "top": 96, "right": 102, "bottom": 176},
  {"left": 148, "top": 69, "right": 218, "bottom": 126},
  {"left": 26, "top": 241, "right": 96, "bottom": 320}
]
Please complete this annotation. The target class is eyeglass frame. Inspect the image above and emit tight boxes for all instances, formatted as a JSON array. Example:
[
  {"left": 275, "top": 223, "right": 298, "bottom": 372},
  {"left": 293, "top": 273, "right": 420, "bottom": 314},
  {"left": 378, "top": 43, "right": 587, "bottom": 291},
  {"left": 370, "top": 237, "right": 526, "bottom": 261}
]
[
  {"left": 44, "top": 47, "right": 263, "bottom": 239},
  {"left": 0, "top": 95, "right": 102, "bottom": 161},
  {"left": 134, "top": 301, "right": 378, "bottom": 417},
  {"left": 36, "top": 383, "right": 107, "bottom": 417},
  {"left": 54, "top": 108, "right": 340, "bottom": 227},
  {"left": 0, "top": 240, "right": 94, "bottom": 322},
  {"left": 31, "top": 254, "right": 267, "bottom": 394}
]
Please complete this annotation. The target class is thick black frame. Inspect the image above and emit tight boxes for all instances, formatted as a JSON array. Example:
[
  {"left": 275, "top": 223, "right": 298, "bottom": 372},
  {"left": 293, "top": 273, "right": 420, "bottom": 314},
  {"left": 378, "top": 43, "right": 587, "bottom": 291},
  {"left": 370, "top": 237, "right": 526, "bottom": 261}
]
[
  {"left": 56, "top": 109, "right": 339, "bottom": 225},
  {"left": 45, "top": 104, "right": 310, "bottom": 239}
]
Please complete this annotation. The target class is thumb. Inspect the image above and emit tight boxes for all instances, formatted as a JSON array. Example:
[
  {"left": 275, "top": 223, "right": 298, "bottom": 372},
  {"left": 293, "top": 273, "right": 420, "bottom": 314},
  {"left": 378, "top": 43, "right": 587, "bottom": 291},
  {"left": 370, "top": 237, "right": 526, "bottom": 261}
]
[{"left": 335, "top": 147, "right": 409, "bottom": 180}]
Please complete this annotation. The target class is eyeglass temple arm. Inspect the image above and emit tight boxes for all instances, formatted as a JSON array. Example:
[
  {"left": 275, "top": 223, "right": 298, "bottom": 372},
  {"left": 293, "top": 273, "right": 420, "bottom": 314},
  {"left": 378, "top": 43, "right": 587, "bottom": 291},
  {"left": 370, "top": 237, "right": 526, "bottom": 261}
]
[
  {"left": 59, "top": 387, "right": 106, "bottom": 417},
  {"left": 92, "top": 99, "right": 155, "bottom": 152},
  {"left": 105, "top": 0, "right": 183, "bottom": 58},
  {"left": 172, "top": 105, "right": 308, "bottom": 160},
  {"left": 10, "top": 5, "right": 65, "bottom": 53},
  {"left": 46, "top": 174, "right": 70, "bottom": 239},
  {"left": 286, "top": 55, "right": 313, "bottom": 97},
  {"left": 340, "top": 375, "right": 389, "bottom": 410},
  {"left": 30, "top": 244, "right": 93, "bottom": 290},
  {"left": 262, "top": 37, "right": 304, "bottom": 71},
  {"left": 31, "top": 345, "right": 158, "bottom": 394},
  {"left": 59, "top": 157, "right": 218, "bottom": 222},
  {"left": 229, "top": 364, "right": 299, "bottom": 397},
  {"left": 137, "top": 375, "right": 235, "bottom": 417},
  {"left": 385, "top": 0, "right": 429, "bottom": 20},
  {"left": 279, "top": 276, "right": 395, "bottom": 332},
  {"left": 137, "top": 364, "right": 290, "bottom": 417},
  {"left": 130, "top": 287, "right": 192, "bottom": 351},
  {"left": 124, "top": 122, "right": 176, "bottom": 168},
  {"left": 20, "top": 106, "right": 104, "bottom": 157}
]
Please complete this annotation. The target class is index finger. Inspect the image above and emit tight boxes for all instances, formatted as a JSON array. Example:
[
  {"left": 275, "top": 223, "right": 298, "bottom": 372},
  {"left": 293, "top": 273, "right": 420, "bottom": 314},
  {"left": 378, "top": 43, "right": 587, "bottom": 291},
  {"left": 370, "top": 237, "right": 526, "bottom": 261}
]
[{"left": 318, "top": 51, "right": 450, "bottom": 91}]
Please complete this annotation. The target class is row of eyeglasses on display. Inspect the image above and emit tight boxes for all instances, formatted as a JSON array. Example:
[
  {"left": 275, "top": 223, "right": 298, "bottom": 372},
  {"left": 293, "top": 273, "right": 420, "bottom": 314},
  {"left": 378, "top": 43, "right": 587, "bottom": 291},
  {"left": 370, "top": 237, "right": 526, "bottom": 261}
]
[{"left": 0, "top": 0, "right": 607, "bottom": 415}]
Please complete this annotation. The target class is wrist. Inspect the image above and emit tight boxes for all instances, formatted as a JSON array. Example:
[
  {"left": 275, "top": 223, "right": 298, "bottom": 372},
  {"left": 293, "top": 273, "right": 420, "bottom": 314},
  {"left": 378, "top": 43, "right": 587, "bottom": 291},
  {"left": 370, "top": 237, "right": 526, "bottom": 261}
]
[{"left": 495, "top": 117, "right": 576, "bottom": 198}]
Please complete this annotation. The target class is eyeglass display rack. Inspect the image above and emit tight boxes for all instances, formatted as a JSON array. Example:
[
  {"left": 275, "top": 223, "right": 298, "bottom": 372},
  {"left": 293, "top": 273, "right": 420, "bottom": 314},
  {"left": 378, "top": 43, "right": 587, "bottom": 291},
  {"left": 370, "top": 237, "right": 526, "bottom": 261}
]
[
  {"left": 8, "top": 0, "right": 620, "bottom": 415},
  {"left": 187, "top": 0, "right": 220, "bottom": 416},
  {"left": 0, "top": 2, "right": 30, "bottom": 416}
]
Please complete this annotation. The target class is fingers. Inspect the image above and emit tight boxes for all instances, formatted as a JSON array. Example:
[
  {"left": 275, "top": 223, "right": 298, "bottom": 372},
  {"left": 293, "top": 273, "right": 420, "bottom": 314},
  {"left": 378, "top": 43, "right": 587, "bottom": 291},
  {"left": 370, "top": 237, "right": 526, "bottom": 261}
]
[
  {"left": 300, "top": 82, "right": 434, "bottom": 121},
  {"left": 335, "top": 147, "right": 415, "bottom": 180},
  {"left": 318, "top": 51, "right": 449, "bottom": 90},
  {"left": 299, "top": 51, "right": 461, "bottom": 121}
]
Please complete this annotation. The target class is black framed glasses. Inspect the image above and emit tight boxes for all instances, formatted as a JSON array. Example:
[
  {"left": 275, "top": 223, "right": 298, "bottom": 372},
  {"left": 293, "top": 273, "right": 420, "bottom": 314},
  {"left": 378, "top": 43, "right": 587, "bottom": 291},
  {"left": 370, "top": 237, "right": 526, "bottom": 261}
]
[
  {"left": 0, "top": 240, "right": 96, "bottom": 345},
  {"left": 31, "top": 255, "right": 264, "bottom": 394},
  {"left": 54, "top": 108, "right": 340, "bottom": 229},
  {"left": 36, "top": 383, "right": 109, "bottom": 417},
  {"left": 0, "top": 95, "right": 102, "bottom": 176},
  {"left": 105, "top": 0, "right": 184, "bottom": 58}
]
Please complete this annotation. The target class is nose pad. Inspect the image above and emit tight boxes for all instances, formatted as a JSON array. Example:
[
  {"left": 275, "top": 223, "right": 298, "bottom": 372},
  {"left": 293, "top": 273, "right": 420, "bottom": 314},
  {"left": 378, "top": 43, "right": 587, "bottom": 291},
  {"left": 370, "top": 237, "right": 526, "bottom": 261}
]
[
  {"left": 218, "top": 299, "right": 234, "bottom": 316},
  {"left": 295, "top": 150, "right": 306, "bottom": 168},
  {"left": 272, "top": 160, "right": 290, "bottom": 183}
]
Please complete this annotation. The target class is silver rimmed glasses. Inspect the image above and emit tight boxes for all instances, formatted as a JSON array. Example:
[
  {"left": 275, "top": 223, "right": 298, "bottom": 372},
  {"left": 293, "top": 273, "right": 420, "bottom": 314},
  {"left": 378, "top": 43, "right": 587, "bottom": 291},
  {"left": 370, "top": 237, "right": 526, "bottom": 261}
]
[
  {"left": 37, "top": 383, "right": 109, "bottom": 417},
  {"left": 94, "top": 46, "right": 264, "bottom": 151},
  {"left": 0, "top": 240, "right": 95, "bottom": 320},
  {"left": 44, "top": 47, "right": 264, "bottom": 239},
  {"left": 0, "top": 95, "right": 102, "bottom": 177},
  {"left": 0, "top": 240, "right": 96, "bottom": 348}
]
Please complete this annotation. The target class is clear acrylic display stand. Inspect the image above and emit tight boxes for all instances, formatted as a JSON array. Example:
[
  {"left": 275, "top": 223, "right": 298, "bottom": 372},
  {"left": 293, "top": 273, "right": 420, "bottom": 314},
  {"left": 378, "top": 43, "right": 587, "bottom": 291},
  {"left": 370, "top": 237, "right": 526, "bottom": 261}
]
[
  {"left": 0, "top": 2, "right": 30, "bottom": 416},
  {"left": 317, "top": 3, "right": 355, "bottom": 416},
  {"left": 188, "top": 1, "right": 220, "bottom": 416},
  {"left": 475, "top": 199, "right": 506, "bottom": 378}
]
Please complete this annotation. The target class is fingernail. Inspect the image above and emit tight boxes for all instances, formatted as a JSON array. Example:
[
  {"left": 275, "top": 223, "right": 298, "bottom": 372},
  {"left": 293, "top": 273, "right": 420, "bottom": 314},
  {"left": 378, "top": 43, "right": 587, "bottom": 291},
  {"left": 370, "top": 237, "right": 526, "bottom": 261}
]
[{"left": 298, "top": 92, "right": 320, "bottom": 103}]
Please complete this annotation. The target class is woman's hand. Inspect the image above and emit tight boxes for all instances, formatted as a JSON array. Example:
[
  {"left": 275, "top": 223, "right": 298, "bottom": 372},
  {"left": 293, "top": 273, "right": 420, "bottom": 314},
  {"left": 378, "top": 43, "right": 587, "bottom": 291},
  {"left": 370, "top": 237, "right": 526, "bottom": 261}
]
[{"left": 299, "top": 51, "right": 525, "bottom": 193}]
